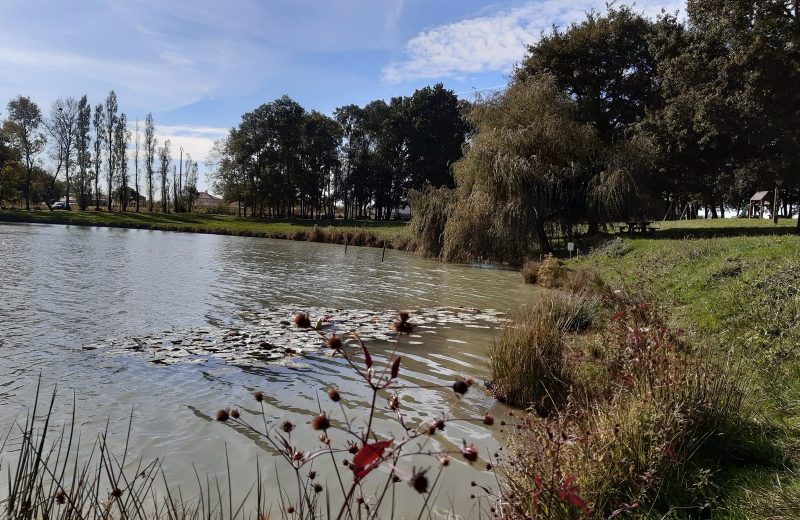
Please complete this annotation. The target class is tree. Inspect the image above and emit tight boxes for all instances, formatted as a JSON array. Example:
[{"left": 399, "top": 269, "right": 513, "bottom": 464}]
[
  {"left": 47, "top": 97, "right": 79, "bottom": 209},
  {"left": 144, "top": 113, "right": 156, "bottom": 212},
  {"left": 115, "top": 113, "right": 129, "bottom": 211},
  {"left": 133, "top": 119, "right": 141, "bottom": 212},
  {"left": 182, "top": 154, "right": 199, "bottom": 213},
  {"left": 301, "top": 111, "right": 341, "bottom": 218},
  {"left": 517, "top": 6, "right": 662, "bottom": 228},
  {"left": 75, "top": 96, "right": 92, "bottom": 210},
  {"left": 92, "top": 104, "right": 105, "bottom": 209},
  {"left": 405, "top": 84, "right": 469, "bottom": 190},
  {"left": 0, "top": 125, "right": 22, "bottom": 206},
  {"left": 207, "top": 134, "right": 248, "bottom": 216},
  {"left": 5, "top": 96, "right": 46, "bottom": 210},
  {"left": 158, "top": 139, "right": 171, "bottom": 213},
  {"left": 436, "top": 75, "right": 600, "bottom": 262},
  {"left": 104, "top": 91, "right": 118, "bottom": 211}
]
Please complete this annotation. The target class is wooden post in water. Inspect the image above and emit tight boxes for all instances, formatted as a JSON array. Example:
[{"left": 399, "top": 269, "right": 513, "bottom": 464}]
[
  {"left": 381, "top": 241, "right": 386, "bottom": 262},
  {"left": 345, "top": 236, "right": 348, "bottom": 254}
]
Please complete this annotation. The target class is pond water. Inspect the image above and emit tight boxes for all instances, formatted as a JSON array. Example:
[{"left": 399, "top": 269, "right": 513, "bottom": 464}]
[{"left": 0, "top": 222, "right": 537, "bottom": 517}]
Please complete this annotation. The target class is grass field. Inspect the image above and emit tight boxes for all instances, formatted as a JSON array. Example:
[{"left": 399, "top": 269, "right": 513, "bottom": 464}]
[{"left": 0, "top": 209, "right": 410, "bottom": 247}]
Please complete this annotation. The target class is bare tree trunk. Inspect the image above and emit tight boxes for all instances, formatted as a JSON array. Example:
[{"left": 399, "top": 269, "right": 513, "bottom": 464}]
[
  {"left": 535, "top": 220, "right": 551, "bottom": 254},
  {"left": 773, "top": 187, "right": 780, "bottom": 224}
]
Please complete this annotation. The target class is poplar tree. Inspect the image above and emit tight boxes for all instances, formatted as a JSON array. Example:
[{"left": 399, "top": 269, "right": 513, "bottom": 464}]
[
  {"left": 144, "top": 113, "right": 156, "bottom": 212},
  {"left": 92, "top": 104, "right": 104, "bottom": 209},
  {"left": 104, "top": 91, "right": 118, "bottom": 211}
]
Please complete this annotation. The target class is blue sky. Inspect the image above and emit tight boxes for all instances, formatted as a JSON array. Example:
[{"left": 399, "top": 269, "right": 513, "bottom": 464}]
[{"left": 0, "top": 0, "right": 681, "bottom": 185}]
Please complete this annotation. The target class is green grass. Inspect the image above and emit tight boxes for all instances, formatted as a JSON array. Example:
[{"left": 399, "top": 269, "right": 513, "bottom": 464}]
[
  {"left": 0, "top": 209, "right": 409, "bottom": 246},
  {"left": 569, "top": 219, "right": 800, "bottom": 518}
]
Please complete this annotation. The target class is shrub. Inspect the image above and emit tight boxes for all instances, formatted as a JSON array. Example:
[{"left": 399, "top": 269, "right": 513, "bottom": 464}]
[
  {"left": 522, "top": 260, "right": 541, "bottom": 284},
  {"left": 595, "top": 236, "right": 632, "bottom": 258},
  {"left": 536, "top": 254, "right": 561, "bottom": 288},
  {"left": 489, "top": 291, "right": 598, "bottom": 409}
]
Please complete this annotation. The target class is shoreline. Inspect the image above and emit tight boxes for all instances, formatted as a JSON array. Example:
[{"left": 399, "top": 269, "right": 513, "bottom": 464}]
[{"left": 0, "top": 209, "right": 411, "bottom": 250}]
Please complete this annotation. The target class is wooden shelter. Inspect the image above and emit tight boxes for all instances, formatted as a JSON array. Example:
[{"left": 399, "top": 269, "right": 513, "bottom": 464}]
[{"left": 749, "top": 191, "right": 772, "bottom": 218}]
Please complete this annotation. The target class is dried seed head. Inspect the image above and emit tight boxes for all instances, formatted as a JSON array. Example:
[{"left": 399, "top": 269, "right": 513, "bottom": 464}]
[
  {"left": 319, "top": 434, "right": 330, "bottom": 444},
  {"left": 111, "top": 488, "right": 123, "bottom": 498},
  {"left": 326, "top": 335, "right": 342, "bottom": 350},
  {"left": 388, "top": 395, "right": 400, "bottom": 411},
  {"left": 308, "top": 471, "right": 317, "bottom": 480},
  {"left": 347, "top": 441, "right": 359, "bottom": 454},
  {"left": 435, "top": 417, "right": 446, "bottom": 431},
  {"left": 292, "top": 451, "right": 304, "bottom": 461},
  {"left": 253, "top": 391, "right": 264, "bottom": 402},
  {"left": 327, "top": 388, "right": 341, "bottom": 402},
  {"left": 311, "top": 413, "right": 330, "bottom": 431},
  {"left": 55, "top": 491, "right": 66, "bottom": 505},
  {"left": 453, "top": 380, "right": 469, "bottom": 395},
  {"left": 461, "top": 442, "right": 479, "bottom": 463},
  {"left": 294, "top": 313, "right": 311, "bottom": 328},
  {"left": 438, "top": 455, "right": 450, "bottom": 467},
  {"left": 281, "top": 420, "right": 295, "bottom": 433},
  {"left": 313, "top": 483, "right": 323, "bottom": 494},
  {"left": 485, "top": 462, "right": 493, "bottom": 471},
  {"left": 216, "top": 409, "right": 229, "bottom": 422},
  {"left": 230, "top": 408, "right": 240, "bottom": 419},
  {"left": 426, "top": 422, "right": 437, "bottom": 435},
  {"left": 409, "top": 468, "right": 429, "bottom": 494},
  {"left": 286, "top": 505, "right": 295, "bottom": 514},
  {"left": 398, "top": 311, "right": 410, "bottom": 323},
  {"left": 483, "top": 413, "right": 495, "bottom": 426}
]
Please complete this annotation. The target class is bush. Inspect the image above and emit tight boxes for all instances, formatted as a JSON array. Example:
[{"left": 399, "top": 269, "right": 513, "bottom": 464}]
[
  {"left": 537, "top": 254, "right": 561, "bottom": 288},
  {"left": 522, "top": 260, "right": 541, "bottom": 284},
  {"left": 595, "top": 236, "right": 633, "bottom": 258},
  {"left": 489, "top": 291, "right": 597, "bottom": 409}
]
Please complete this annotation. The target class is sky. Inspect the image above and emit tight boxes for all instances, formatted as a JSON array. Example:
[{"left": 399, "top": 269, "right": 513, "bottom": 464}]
[{"left": 0, "top": 0, "right": 682, "bottom": 191}]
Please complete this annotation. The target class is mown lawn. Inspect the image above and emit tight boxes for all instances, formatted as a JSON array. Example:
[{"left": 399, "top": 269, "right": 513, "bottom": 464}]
[
  {"left": 570, "top": 220, "right": 800, "bottom": 517},
  {"left": 0, "top": 209, "right": 409, "bottom": 244}
]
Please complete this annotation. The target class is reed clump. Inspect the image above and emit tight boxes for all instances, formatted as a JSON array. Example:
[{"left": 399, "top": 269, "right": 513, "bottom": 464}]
[{"left": 489, "top": 290, "right": 598, "bottom": 409}]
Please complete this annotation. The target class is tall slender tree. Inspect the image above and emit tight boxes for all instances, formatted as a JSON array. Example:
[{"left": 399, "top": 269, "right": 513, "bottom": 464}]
[
  {"left": 144, "top": 113, "right": 155, "bottom": 212},
  {"left": 48, "top": 97, "right": 79, "bottom": 209},
  {"left": 104, "top": 91, "right": 118, "bottom": 211},
  {"left": 76, "top": 96, "right": 92, "bottom": 210},
  {"left": 92, "top": 104, "right": 105, "bottom": 209},
  {"left": 158, "top": 139, "right": 171, "bottom": 213},
  {"left": 133, "top": 119, "right": 141, "bottom": 212},
  {"left": 5, "top": 96, "right": 46, "bottom": 210},
  {"left": 115, "top": 113, "right": 129, "bottom": 211}
]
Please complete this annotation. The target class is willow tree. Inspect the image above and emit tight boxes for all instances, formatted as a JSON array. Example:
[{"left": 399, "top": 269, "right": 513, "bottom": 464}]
[{"left": 442, "top": 76, "right": 599, "bottom": 262}]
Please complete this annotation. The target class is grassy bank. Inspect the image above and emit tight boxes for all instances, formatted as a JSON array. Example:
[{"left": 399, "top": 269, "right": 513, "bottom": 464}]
[
  {"left": 0, "top": 209, "right": 410, "bottom": 248},
  {"left": 492, "top": 220, "right": 800, "bottom": 518}
]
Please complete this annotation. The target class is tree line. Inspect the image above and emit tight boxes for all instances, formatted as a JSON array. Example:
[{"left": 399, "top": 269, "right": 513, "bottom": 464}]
[
  {"left": 0, "top": 92, "right": 200, "bottom": 212},
  {"left": 410, "top": 0, "right": 800, "bottom": 263},
  {"left": 207, "top": 84, "right": 469, "bottom": 220}
]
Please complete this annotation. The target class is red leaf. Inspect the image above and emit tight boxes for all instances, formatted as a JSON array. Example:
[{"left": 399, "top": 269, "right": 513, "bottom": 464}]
[
  {"left": 362, "top": 344, "right": 372, "bottom": 369},
  {"left": 351, "top": 440, "right": 390, "bottom": 480},
  {"left": 390, "top": 356, "right": 401, "bottom": 378}
]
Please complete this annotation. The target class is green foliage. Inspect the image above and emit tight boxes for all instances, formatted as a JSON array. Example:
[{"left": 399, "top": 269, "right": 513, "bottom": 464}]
[
  {"left": 440, "top": 75, "right": 600, "bottom": 262},
  {"left": 407, "top": 185, "right": 455, "bottom": 258}
]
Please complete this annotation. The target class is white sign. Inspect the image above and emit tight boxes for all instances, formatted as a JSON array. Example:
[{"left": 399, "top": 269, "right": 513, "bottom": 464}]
[{"left": 567, "top": 242, "right": 575, "bottom": 252}]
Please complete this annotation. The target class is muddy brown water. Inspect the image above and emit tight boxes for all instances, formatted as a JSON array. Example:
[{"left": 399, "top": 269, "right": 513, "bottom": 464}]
[{"left": 0, "top": 222, "right": 538, "bottom": 518}]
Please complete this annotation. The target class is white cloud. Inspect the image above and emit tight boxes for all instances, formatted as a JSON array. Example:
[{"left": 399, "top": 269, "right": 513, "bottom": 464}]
[
  {"left": 382, "top": 0, "right": 683, "bottom": 83},
  {"left": 153, "top": 125, "right": 229, "bottom": 164}
]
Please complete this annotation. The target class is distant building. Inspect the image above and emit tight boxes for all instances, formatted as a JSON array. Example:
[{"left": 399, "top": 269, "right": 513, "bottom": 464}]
[{"left": 195, "top": 190, "right": 222, "bottom": 209}]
